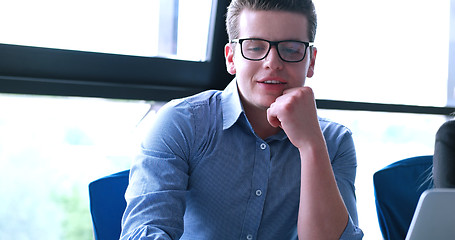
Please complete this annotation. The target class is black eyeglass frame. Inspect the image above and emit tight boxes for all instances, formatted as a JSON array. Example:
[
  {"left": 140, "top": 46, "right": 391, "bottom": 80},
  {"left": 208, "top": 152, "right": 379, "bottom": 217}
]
[{"left": 230, "top": 38, "right": 314, "bottom": 63}]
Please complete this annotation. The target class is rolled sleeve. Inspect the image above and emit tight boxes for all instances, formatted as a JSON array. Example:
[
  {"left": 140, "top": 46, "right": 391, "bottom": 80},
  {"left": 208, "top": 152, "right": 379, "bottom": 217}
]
[
  {"left": 321, "top": 118, "right": 363, "bottom": 238},
  {"left": 339, "top": 216, "right": 364, "bottom": 240}
]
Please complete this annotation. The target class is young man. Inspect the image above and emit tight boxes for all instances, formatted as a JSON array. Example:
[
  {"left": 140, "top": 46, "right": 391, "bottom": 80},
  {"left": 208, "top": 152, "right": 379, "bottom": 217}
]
[{"left": 121, "top": 0, "right": 363, "bottom": 239}]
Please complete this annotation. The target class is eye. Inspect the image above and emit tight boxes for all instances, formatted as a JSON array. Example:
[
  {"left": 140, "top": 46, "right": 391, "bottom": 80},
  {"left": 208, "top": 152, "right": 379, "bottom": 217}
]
[
  {"left": 243, "top": 40, "right": 268, "bottom": 53},
  {"left": 282, "top": 47, "right": 300, "bottom": 54},
  {"left": 246, "top": 46, "right": 266, "bottom": 52},
  {"left": 279, "top": 42, "right": 305, "bottom": 55}
]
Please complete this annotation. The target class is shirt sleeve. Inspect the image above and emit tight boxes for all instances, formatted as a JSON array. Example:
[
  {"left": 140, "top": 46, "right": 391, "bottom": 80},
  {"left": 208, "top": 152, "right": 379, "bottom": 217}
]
[
  {"left": 120, "top": 100, "right": 195, "bottom": 240},
  {"left": 322, "top": 121, "right": 364, "bottom": 239}
]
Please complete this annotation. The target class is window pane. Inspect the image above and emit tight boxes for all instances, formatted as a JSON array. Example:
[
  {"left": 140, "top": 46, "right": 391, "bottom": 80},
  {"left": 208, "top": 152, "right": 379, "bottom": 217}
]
[
  {"left": 0, "top": 0, "right": 214, "bottom": 61},
  {"left": 310, "top": 0, "right": 451, "bottom": 107},
  {"left": 0, "top": 94, "right": 161, "bottom": 239},
  {"left": 177, "top": 0, "right": 214, "bottom": 61}
]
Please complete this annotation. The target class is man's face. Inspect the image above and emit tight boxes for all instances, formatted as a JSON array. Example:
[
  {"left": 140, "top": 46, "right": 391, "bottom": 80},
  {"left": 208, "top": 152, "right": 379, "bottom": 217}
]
[{"left": 225, "top": 9, "right": 316, "bottom": 111}]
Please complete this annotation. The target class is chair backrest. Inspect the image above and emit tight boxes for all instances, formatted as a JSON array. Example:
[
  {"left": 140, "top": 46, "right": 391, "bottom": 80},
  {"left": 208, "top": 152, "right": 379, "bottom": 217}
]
[
  {"left": 89, "top": 170, "right": 130, "bottom": 240},
  {"left": 373, "top": 155, "right": 433, "bottom": 240}
]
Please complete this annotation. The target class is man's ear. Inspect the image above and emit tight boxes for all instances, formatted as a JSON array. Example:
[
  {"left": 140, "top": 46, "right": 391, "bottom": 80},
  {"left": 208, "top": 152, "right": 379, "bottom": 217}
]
[
  {"left": 225, "top": 43, "right": 236, "bottom": 75},
  {"left": 307, "top": 47, "right": 317, "bottom": 78}
]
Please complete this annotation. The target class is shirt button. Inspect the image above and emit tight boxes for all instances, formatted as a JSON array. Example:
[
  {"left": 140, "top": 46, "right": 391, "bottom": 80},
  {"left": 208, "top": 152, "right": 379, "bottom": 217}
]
[
  {"left": 255, "top": 189, "right": 262, "bottom": 196},
  {"left": 260, "top": 143, "right": 267, "bottom": 150},
  {"left": 247, "top": 234, "right": 253, "bottom": 240}
]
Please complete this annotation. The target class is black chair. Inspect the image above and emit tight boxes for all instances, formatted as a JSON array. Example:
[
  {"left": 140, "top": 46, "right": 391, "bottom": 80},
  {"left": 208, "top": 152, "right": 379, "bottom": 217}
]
[
  {"left": 89, "top": 170, "right": 130, "bottom": 240},
  {"left": 373, "top": 155, "right": 433, "bottom": 240}
]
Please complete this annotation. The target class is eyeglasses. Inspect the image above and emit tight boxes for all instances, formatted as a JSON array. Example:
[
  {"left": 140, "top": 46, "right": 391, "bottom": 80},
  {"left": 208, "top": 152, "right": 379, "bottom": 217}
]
[{"left": 230, "top": 38, "right": 314, "bottom": 63}]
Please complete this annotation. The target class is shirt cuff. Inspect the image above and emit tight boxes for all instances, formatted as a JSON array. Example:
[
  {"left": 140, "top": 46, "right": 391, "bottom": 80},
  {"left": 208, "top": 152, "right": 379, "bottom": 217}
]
[{"left": 339, "top": 216, "right": 364, "bottom": 240}]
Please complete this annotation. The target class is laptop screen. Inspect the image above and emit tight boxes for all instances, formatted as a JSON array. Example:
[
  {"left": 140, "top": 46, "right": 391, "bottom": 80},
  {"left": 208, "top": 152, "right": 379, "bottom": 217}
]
[{"left": 405, "top": 189, "right": 455, "bottom": 240}]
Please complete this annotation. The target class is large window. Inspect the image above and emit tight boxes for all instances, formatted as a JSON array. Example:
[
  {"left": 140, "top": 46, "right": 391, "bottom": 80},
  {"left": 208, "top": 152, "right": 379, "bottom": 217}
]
[{"left": 311, "top": 0, "right": 452, "bottom": 107}]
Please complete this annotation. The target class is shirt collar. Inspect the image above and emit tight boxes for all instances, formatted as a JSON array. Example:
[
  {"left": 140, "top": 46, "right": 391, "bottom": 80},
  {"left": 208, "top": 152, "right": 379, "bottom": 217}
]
[
  {"left": 221, "top": 78, "right": 244, "bottom": 130},
  {"left": 220, "top": 78, "right": 289, "bottom": 141}
]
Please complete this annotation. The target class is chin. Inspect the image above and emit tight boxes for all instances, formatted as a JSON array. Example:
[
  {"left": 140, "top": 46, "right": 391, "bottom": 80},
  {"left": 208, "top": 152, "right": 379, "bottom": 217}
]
[{"left": 260, "top": 98, "right": 278, "bottom": 109}]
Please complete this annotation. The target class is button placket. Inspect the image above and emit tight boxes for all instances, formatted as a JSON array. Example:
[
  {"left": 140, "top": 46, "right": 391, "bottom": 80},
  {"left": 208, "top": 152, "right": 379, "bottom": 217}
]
[
  {"left": 256, "top": 142, "right": 267, "bottom": 200},
  {"left": 240, "top": 140, "right": 270, "bottom": 240}
]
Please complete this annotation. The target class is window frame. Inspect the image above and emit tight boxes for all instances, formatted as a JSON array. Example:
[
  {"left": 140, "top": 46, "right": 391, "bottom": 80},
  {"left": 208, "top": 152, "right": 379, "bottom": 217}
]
[{"left": 0, "top": 0, "right": 231, "bottom": 101}]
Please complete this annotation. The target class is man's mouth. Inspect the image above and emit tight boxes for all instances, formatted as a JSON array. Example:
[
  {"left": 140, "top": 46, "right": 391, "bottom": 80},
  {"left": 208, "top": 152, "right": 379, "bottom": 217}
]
[{"left": 260, "top": 80, "right": 286, "bottom": 84}]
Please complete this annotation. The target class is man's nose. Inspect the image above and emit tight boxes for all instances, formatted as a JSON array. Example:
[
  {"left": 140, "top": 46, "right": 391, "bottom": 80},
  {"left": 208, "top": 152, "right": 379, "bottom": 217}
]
[{"left": 264, "top": 46, "right": 284, "bottom": 70}]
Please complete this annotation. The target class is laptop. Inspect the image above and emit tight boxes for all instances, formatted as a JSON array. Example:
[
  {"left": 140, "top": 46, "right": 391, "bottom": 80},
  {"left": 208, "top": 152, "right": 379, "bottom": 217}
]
[{"left": 405, "top": 188, "right": 455, "bottom": 240}]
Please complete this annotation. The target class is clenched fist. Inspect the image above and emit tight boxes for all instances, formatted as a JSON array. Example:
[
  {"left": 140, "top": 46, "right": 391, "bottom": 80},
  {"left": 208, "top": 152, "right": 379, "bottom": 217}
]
[{"left": 266, "top": 86, "right": 324, "bottom": 149}]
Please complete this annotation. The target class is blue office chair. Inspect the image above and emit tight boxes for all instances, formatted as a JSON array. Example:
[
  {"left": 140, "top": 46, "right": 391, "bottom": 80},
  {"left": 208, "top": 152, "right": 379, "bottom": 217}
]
[
  {"left": 89, "top": 170, "right": 130, "bottom": 240},
  {"left": 373, "top": 155, "right": 433, "bottom": 240}
]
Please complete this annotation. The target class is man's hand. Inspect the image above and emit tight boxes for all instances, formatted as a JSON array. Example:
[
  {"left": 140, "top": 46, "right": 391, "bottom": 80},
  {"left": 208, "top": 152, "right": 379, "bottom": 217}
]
[{"left": 266, "top": 86, "right": 322, "bottom": 149}]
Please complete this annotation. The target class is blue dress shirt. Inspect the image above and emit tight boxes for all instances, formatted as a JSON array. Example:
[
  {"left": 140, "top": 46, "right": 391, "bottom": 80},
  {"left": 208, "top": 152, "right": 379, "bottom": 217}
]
[{"left": 121, "top": 79, "right": 363, "bottom": 240}]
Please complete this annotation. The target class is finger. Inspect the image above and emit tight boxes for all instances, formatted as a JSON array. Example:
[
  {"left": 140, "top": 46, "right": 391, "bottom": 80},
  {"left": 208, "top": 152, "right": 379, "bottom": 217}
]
[
  {"left": 282, "top": 87, "right": 302, "bottom": 95},
  {"left": 267, "top": 107, "right": 281, "bottom": 128},
  {"left": 282, "top": 86, "right": 314, "bottom": 99}
]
